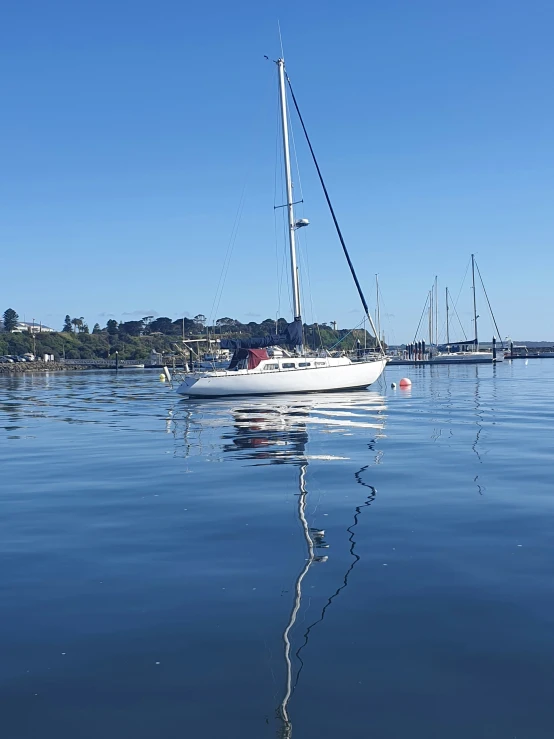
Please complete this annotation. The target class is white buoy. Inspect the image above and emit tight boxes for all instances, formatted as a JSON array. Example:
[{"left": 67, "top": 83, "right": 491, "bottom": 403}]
[
  {"left": 159, "top": 374, "right": 166, "bottom": 382},
  {"left": 391, "top": 382, "right": 396, "bottom": 388}
]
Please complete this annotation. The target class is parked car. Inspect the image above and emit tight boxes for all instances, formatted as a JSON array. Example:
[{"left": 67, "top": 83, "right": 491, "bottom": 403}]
[{"left": 0, "top": 356, "right": 14, "bottom": 363}]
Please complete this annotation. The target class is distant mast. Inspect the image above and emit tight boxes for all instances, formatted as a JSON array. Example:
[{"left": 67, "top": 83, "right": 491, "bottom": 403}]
[
  {"left": 375, "top": 274, "right": 382, "bottom": 346},
  {"left": 445, "top": 287, "right": 450, "bottom": 346},
  {"left": 434, "top": 275, "right": 438, "bottom": 348},
  {"left": 471, "top": 253, "right": 478, "bottom": 349},
  {"left": 428, "top": 289, "right": 433, "bottom": 347}
]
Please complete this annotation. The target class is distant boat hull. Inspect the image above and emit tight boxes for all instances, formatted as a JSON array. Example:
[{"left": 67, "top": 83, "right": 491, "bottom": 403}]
[
  {"left": 432, "top": 352, "right": 496, "bottom": 364},
  {"left": 196, "top": 360, "right": 228, "bottom": 370},
  {"left": 177, "top": 357, "right": 387, "bottom": 397}
]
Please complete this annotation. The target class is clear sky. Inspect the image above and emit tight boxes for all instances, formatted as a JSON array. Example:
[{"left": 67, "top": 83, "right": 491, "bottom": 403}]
[{"left": 2, "top": 0, "right": 553, "bottom": 342}]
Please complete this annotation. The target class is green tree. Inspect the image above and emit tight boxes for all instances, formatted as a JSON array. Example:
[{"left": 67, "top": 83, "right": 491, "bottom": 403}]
[
  {"left": 173, "top": 317, "right": 197, "bottom": 336},
  {"left": 106, "top": 319, "right": 118, "bottom": 335},
  {"left": 92, "top": 323, "right": 101, "bottom": 334},
  {"left": 216, "top": 317, "right": 238, "bottom": 328},
  {"left": 149, "top": 317, "right": 173, "bottom": 334},
  {"left": 141, "top": 316, "right": 154, "bottom": 334},
  {"left": 119, "top": 320, "right": 143, "bottom": 337},
  {"left": 62, "top": 315, "right": 73, "bottom": 332},
  {"left": 71, "top": 317, "right": 81, "bottom": 333},
  {"left": 2, "top": 332, "right": 30, "bottom": 355},
  {"left": 2, "top": 308, "right": 19, "bottom": 332}
]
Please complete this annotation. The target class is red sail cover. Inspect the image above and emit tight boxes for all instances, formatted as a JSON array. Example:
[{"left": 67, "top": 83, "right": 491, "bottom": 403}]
[{"left": 247, "top": 349, "right": 269, "bottom": 369}]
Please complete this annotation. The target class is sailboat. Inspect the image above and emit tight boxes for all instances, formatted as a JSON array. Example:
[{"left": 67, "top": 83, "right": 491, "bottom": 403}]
[
  {"left": 176, "top": 58, "right": 386, "bottom": 397},
  {"left": 433, "top": 254, "right": 502, "bottom": 364}
]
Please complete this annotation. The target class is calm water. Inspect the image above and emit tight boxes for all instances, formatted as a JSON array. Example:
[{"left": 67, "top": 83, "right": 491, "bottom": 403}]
[{"left": 1, "top": 361, "right": 554, "bottom": 738}]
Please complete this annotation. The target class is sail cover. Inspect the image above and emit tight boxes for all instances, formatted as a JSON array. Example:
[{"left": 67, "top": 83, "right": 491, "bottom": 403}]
[
  {"left": 439, "top": 338, "right": 478, "bottom": 348},
  {"left": 220, "top": 318, "right": 302, "bottom": 353},
  {"left": 227, "top": 348, "right": 269, "bottom": 371},
  {"left": 247, "top": 349, "right": 269, "bottom": 369}
]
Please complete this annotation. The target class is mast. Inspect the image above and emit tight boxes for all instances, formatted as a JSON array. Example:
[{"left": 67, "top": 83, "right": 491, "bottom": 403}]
[
  {"left": 277, "top": 59, "right": 302, "bottom": 324},
  {"left": 435, "top": 275, "right": 439, "bottom": 347},
  {"left": 471, "top": 253, "right": 478, "bottom": 348},
  {"left": 445, "top": 287, "right": 450, "bottom": 345},
  {"left": 375, "top": 275, "right": 381, "bottom": 346},
  {"left": 428, "top": 290, "right": 433, "bottom": 346}
]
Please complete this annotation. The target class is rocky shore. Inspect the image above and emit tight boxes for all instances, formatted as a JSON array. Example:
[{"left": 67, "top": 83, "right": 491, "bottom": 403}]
[{"left": 0, "top": 361, "right": 87, "bottom": 374}]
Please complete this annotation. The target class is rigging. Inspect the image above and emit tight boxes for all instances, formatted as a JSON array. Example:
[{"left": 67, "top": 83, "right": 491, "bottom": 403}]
[{"left": 285, "top": 72, "right": 384, "bottom": 355}]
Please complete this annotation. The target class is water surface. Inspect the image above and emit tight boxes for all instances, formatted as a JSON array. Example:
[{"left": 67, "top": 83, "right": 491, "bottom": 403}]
[{"left": 1, "top": 362, "right": 554, "bottom": 738}]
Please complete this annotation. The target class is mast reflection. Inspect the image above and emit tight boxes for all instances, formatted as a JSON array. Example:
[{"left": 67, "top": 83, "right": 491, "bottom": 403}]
[
  {"left": 472, "top": 366, "right": 484, "bottom": 495},
  {"left": 170, "top": 392, "right": 386, "bottom": 737},
  {"left": 279, "top": 462, "right": 312, "bottom": 739},
  {"left": 293, "top": 465, "right": 377, "bottom": 691}
]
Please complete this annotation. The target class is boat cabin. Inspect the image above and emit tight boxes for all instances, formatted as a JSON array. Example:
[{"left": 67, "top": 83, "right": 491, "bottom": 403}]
[{"left": 228, "top": 347, "right": 333, "bottom": 372}]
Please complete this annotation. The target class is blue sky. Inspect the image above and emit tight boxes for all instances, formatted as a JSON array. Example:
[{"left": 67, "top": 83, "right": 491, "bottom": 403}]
[{"left": 1, "top": 0, "right": 553, "bottom": 342}]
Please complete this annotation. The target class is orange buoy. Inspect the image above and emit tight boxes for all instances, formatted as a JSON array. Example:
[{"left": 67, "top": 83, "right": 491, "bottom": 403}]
[{"left": 399, "top": 377, "right": 412, "bottom": 387}]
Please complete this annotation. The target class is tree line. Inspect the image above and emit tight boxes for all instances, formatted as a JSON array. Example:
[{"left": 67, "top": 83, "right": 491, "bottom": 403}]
[{"left": 1, "top": 307, "right": 377, "bottom": 361}]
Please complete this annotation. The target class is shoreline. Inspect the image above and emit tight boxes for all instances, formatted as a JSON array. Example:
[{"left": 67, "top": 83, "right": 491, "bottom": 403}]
[{"left": 0, "top": 361, "right": 87, "bottom": 374}]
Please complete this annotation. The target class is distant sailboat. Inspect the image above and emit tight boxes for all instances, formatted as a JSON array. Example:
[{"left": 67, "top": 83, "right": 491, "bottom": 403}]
[
  {"left": 177, "top": 57, "right": 386, "bottom": 397},
  {"left": 433, "top": 254, "right": 503, "bottom": 363}
]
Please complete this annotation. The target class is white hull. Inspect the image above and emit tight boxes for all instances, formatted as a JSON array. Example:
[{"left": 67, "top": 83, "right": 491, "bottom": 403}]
[
  {"left": 432, "top": 352, "right": 495, "bottom": 364},
  {"left": 177, "top": 357, "right": 387, "bottom": 397}
]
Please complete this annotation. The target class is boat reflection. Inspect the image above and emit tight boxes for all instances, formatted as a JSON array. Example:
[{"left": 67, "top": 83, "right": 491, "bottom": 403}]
[
  {"left": 222, "top": 406, "right": 309, "bottom": 464},
  {"left": 171, "top": 391, "right": 386, "bottom": 464},
  {"left": 170, "top": 391, "right": 387, "bottom": 737}
]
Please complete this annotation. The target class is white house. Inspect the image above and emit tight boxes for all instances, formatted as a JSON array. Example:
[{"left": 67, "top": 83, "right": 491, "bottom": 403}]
[{"left": 0, "top": 320, "right": 56, "bottom": 334}]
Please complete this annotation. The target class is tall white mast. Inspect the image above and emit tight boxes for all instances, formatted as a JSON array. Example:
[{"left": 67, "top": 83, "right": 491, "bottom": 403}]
[
  {"left": 375, "top": 274, "right": 381, "bottom": 345},
  {"left": 277, "top": 59, "right": 302, "bottom": 323},
  {"left": 471, "top": 253, "right": 478, "bottom": 349}
]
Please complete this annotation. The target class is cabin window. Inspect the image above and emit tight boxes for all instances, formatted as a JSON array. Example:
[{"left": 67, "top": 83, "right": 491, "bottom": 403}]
[
  {"left": 263, "top": 363, "right": 279, "bottom": 370},
  {"left": 298, "top": 362, "right": 311, "bottom": 367},
  {"left": 315, "top": 361, "right": 326, "bottom": 367},
  {"left": 282, "top": 362, "right": 296, "bottom": 368}
]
